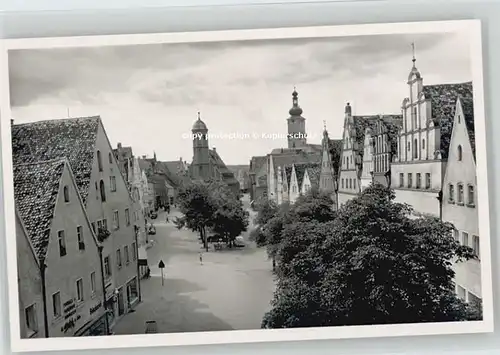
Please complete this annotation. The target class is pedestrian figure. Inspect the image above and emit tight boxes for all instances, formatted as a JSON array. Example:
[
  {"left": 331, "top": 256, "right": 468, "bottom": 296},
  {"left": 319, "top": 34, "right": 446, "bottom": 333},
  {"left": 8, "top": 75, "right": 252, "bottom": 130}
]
[
  {"left": 199, "top": 252, "right": 203, "bottom": 265},
  {"left": 166, "top": 215, "right": 169, "bottom": 223}
]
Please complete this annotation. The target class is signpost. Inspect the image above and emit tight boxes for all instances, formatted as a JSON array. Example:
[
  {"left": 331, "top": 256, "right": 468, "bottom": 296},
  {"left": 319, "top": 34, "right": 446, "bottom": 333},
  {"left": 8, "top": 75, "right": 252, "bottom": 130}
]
[{"left": 158, "top": 260, "right": 165, "bottom": 286}]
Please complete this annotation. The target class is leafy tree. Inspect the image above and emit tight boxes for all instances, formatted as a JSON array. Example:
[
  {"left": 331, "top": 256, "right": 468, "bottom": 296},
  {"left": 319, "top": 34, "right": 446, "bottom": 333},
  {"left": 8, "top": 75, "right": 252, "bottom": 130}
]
[
  {"left": 257, "top": 188, "right": 336, "bottom": 271},
  {"left": 175, "top": 181, "right": 216, "bottom": 251},
  {"left": 176, "top": 179, "right": 249, "bottom": 250},
  {"left": 211, "top": 181, "right": 249, "bottom": 247},
  {"left": 262, "top": 183, "right": 479, "bottom": 328}
]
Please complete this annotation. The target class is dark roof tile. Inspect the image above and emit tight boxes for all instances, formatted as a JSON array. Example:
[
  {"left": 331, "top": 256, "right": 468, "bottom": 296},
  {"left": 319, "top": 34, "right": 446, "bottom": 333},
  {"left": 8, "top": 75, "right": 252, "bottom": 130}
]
[
  {"left": 14, "top": 159, "right": 66, "bottom": 261},
  {"left": 422, "top": 81, "right": 473, "bottom": 158},
  {"left": 12, "top": 117, "right": 100, "bottom": 205}
]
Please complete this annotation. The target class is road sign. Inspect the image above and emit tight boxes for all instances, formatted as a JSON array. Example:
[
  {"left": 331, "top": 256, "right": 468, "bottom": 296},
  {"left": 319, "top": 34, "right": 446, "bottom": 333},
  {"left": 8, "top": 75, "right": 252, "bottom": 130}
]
[{"left": 158, "top": 260, "right": 165, "bottom": 286}]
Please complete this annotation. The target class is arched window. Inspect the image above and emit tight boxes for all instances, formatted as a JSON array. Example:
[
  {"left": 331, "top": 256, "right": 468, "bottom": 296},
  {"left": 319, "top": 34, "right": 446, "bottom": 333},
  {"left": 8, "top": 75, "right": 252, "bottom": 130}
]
[
  {"left": 97, "top": 150, "right": 103, "bottom": 172},
  {"left": 468, "top": 184, "right": 475, "bottom": 205},
  {"left": 413, "top": 139, "right": 418, "bottom": 159},
  {"left": 448, "top": 184, "right": 455, "bottom": 202},
  {"left": 63, "top": 186, "right": 70, "bottom": 202},
  {"left": 457, "top": 145, "right": 463, "bottom": 161},
  {"left": 108, "top": 152, "right": 113, "bottom": 164},
  {"left": 99, "top": 180, "right": 106, "bottom": 202},
  {"left": 422, "top": 138, "right": 426, "bottom": 150}
]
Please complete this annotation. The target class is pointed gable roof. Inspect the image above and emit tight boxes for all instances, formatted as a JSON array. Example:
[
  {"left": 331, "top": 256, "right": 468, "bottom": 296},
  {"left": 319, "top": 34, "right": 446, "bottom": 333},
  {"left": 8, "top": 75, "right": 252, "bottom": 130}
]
[
  {"left": 14, "top": 159, "right": 66, "bottom": 261},
  {"left": 422, "top": 81, "right": 473, "bottom": 158},
  {"left": 294, "top": 162, "right": 321, "bottom": 189},
  {"left": 11, "top": 117, "right": 100, "bottom": 205}
]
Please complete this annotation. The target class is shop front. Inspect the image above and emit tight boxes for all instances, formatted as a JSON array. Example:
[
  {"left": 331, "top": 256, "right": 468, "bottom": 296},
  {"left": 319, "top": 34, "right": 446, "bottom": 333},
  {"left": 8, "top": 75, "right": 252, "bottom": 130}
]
[
  {"left": 75, "top": 311, "right": 108, "bottom": 336},
  {"left": 126, "top": 277, "right": 140, "bottom": 308}
]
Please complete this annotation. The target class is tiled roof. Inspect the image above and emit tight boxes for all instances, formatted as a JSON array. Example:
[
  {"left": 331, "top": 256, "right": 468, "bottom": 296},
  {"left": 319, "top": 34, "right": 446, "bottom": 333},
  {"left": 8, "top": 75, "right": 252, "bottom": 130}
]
[
  {"left": 352, "top": 115, "right": 379, "bottom": 163},
  {"left": 422, "top": 81, "right": 473, "bottom": 158},
  {"left": 284, "top": 166, "right": 294, "bottom": 187},
  {"left": 328, "top": 139, "right": 343, "bottom": 177},
  {"left": 163, "top": 160, "right": 186, "bottom": 175},
  {"left": 461, "top": 97, "right": 475, "bottom": 160},
  {"left": 306, "top": 165, "right": 322, "bottom": 189},
  {"left": 294, "top": 162, "right": 321, "bottom": 189},
  {"left": 270, "top": 151, "right": 321, "bottom": 175},
  {"left": 14, "top": 159, "right": 66, "bottom": 261},
  {"left": 249, "top": 156, "right": 267, "bottom": 175},
  {"left": 12, "top": 117, "right": 100, "bottom": 205},
  {"left": 209, "top": 149, "right": 239, "bottom": 187},
  {"left": 379, "top": 115, "right": 403, "bottom": 155}
]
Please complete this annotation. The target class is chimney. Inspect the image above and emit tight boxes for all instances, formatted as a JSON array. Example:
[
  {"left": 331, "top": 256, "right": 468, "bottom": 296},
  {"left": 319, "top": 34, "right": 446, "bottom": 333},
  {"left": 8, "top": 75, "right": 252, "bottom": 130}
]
[
  {"left": 117, "top": 142, "right": 122, "bottom": 149},
  {"left": 10, "top": 119, "right": 14, "bottom": 125},
  {"left": 179, "top": 157, "right": 182, "bottom": 162},
  {"left": 345, "top": 102, "right": 352, "bottom": 115},
  {"left": 142, "top": 155, "right": 146, "bottom": 159},
  {"left": 213, "top": 147, "right": 216, "bottom": 152}
]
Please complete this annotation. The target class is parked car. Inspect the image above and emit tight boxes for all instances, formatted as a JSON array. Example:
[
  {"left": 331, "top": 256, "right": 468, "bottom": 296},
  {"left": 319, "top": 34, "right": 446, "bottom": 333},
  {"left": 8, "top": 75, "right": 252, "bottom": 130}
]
[
  {"left": 234, "top": 236, "right": 245, "bottom": 247},
  {"left": 150, "top": 212, "right": 158, "bottom": 219}
]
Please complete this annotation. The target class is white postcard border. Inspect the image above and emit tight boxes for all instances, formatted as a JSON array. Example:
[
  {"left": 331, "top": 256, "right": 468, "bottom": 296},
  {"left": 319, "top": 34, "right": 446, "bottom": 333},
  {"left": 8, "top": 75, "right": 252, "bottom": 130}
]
[{"left": 0, "top": 19, "right": 493, "bottom": 353}]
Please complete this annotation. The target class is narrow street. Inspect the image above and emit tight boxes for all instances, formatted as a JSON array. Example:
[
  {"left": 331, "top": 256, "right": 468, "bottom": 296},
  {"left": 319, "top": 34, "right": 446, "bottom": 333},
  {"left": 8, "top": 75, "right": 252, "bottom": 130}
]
[{"left": 112, "top": 195, "right": 275, "bottom": 334}]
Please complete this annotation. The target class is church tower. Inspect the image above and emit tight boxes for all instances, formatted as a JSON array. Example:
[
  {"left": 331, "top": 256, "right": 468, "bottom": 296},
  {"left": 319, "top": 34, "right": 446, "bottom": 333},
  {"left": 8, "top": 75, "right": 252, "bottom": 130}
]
[
  {"left": 191, "top": 112, "right": 211, "bottom": 180},
  {"left": 287, "top": 88, "right": 307, "bottom": 149}
]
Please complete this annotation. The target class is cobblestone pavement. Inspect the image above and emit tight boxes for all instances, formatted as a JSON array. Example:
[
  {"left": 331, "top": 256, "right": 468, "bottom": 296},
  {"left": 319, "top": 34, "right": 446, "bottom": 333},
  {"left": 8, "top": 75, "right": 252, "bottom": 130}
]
[{"left": 112, "top": 201, "right": 275, "bottom": 335}]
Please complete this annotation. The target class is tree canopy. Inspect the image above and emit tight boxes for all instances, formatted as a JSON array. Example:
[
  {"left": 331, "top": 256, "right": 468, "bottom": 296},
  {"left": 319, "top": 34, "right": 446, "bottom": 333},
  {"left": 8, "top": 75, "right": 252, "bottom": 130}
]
[
  {"left": 175, "top": 179, "right": 249, "bottom": 250},
  {"left": 260, "top": 183, "right": 480, "bottom": 328}
]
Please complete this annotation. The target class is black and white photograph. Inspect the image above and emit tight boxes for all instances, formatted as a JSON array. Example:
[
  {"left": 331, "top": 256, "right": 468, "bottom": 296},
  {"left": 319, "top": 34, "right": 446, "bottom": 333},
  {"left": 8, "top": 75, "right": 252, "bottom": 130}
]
[{"left": 0, "top": 20, "right": 493, "bottom": 352}]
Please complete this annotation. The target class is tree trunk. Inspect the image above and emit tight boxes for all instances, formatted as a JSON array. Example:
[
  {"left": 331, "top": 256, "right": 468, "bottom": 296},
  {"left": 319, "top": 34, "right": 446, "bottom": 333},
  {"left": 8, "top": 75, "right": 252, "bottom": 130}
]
[{"left": 203, "top": 227, "right": 209, "bottom": 252}]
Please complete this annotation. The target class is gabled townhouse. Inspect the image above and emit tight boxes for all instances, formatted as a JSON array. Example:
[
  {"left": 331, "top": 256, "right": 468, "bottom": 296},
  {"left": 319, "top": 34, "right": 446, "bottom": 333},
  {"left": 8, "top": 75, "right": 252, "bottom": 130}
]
[
  {"left": 441, "top": 97, "right": 481, "bottom": 303},
  {"left": 337, "top": 103, "right": 379, "bottom": 207},
  {"left": 297, "top": 163, "right": 321, "bottom": 194},
  {"left": 390, "top": 55, "right": 473, "bottom": 217},
  {"left": 12, "top": 116, "right": 141, "bottom": 331},
  {"left": 361, "top": 116, "right": 402, "bottom": 191},
  {"left": 14, "top": 159, "right": 107, "bottom": 337}
]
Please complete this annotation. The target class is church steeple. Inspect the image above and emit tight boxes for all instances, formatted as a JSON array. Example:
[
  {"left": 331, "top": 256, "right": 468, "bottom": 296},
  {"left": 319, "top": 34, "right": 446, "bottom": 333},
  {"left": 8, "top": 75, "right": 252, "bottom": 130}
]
[
  {"left": 408, "top": 42, "right": 422, "bottom": 82},
  {"left": 289, "top": 87, "right": 303, "bottom": 116},
  {"left": 287, "top": 87, "right": 307, "bottom": 149}
]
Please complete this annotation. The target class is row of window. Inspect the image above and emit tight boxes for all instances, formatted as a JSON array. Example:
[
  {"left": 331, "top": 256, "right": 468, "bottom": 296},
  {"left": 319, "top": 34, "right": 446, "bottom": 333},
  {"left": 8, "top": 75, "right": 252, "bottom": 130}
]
[
  {"left": 453, "top": 229, "right": 480, "bottom": 258},
  {"left": 373, "top": 154, "right": 390, "bottom": 173},
  {"left": 96, "top": 150, "right": 114, "bottom": 173},
  {"left": 456, "top": 284, "right": 481, "bottom": 305},
  {"left": 58, "top": 209, "right": 135, "bottom": 258},
  {"left": 343, "top": 155, "right": 353, "bottom": 169},
  {"left": 103, "top": 242, "right": 137, "bottom": 278},
  {"left": 448, "top": 183, "right": 475, "bottom": 206},
  {"left": 340, "top": 177, "right": 357, "bottom": 190},
  {"left": 24, "top": 271, "right": 98, "bottom": 336},
  {"left": 398, "top": 172, "right": 431, "bottom": 189},
  {"left": 57, "top": 226, "right": 85, "bottom": 257}
]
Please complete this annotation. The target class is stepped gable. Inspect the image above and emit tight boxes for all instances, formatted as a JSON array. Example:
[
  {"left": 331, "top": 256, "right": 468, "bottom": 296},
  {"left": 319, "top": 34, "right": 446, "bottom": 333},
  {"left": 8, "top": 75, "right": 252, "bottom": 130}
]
[
  {"left": 422, "top": 81, "right": 473, "bottom": 158},
  {"left": 11, "top": 116, "right": 100, "bottom": 205},
  {"left": 13, "top": 159, "right": 66, "bottom": 261}
]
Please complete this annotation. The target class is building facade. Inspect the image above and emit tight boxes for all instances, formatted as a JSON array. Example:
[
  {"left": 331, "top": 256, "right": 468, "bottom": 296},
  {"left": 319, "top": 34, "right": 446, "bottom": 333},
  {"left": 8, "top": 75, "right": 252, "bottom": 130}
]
[
  {"left": 337, "top": 103, "right": 380, "bottom": 207},
  {"left": 12, "top": 117, "right": 141, "bottom": 332},
  {"left": 441, "top": 97, "right": 481, "bottom": 303},
  {"left": 14, "top": 159, "right": 107, "bottom": 338},
  {"left": 390, "top": 55, "right": 473, "bottom": 217},
  {"left": 16, "top": 212, "right": 44, "bottom": 339}
]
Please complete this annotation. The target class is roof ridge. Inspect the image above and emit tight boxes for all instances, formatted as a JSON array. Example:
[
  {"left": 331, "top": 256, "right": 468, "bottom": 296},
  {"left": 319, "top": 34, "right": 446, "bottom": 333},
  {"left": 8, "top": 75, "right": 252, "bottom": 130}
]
[{"left": 13, "top": 115, "right": 101, "bottom": 127}]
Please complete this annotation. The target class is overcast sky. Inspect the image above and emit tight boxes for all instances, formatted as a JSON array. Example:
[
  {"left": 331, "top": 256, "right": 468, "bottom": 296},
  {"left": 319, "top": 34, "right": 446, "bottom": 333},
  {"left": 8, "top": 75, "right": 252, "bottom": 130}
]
[{"left": 9, "top": 30, "right": 472, "bottom": 165}]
